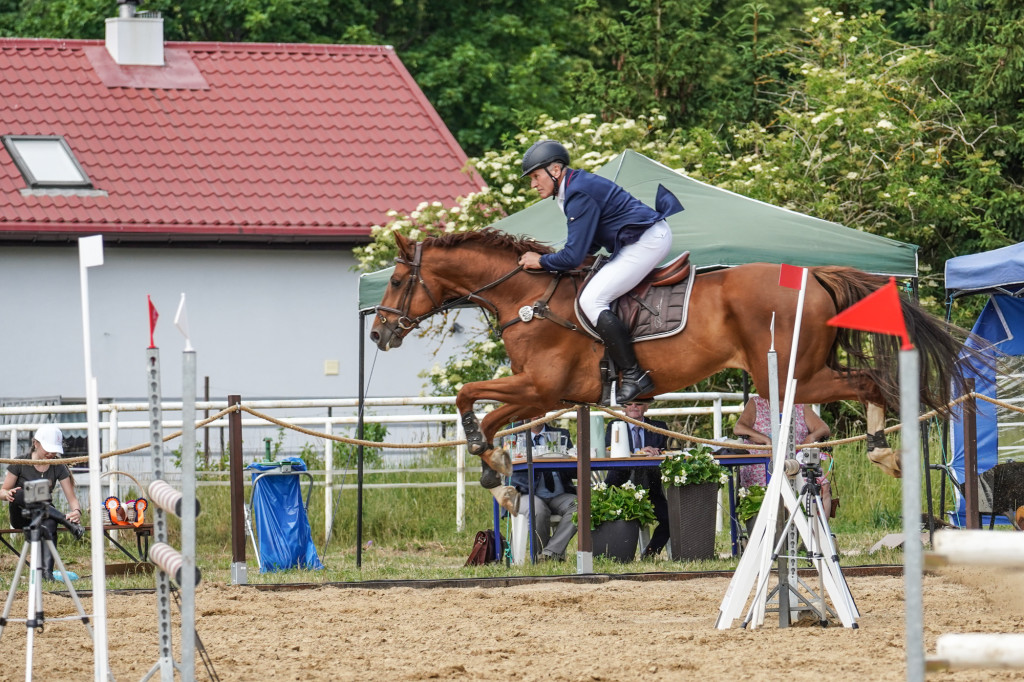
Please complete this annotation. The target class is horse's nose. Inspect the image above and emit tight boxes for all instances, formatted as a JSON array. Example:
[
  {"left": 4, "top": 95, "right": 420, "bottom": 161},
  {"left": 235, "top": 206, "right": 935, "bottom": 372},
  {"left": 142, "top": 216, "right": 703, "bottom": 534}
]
[{"left": 369, "top": 329, "right": 381, "bottom": 344}]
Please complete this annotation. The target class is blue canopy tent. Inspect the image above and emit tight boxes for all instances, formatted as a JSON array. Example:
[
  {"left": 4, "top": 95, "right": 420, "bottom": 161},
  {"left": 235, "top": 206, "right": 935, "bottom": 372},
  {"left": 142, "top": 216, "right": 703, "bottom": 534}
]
[{"left": 945, "top": 242, "right": 1024, "bottom": 526}]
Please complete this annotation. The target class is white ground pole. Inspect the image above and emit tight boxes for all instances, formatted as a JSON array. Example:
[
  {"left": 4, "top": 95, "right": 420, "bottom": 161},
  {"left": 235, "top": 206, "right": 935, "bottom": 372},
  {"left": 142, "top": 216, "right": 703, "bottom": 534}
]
[
  {"left": 900, "top": 349, "right": 924, "bottom": 682},
  {"left": 178, "top": 291, "right": 198, "bottom": 681},
  {"left": 78, "top": 235, "right": 110, "bottom": 682},
  {"left": 927, "top": 528, "right": 1024, "bottom": 670}
]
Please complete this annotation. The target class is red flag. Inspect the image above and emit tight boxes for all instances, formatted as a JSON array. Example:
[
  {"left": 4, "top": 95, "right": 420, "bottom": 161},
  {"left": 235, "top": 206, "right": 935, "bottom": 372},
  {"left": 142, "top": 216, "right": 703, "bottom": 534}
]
[
  {"left": 779, "top": 263, "right": 805, "bottom": 290},
  {"left": 827, "top": 277, "right": 912, "bottom": 350},
  {"left": 148, "top": 295, "right": 159, "bottom": 348}
]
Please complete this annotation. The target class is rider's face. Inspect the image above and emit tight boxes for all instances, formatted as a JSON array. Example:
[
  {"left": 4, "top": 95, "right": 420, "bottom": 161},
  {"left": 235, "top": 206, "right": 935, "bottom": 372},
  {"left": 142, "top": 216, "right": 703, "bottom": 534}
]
[{"left": 529, "top": 164, "right": 562, "bottom": 199}]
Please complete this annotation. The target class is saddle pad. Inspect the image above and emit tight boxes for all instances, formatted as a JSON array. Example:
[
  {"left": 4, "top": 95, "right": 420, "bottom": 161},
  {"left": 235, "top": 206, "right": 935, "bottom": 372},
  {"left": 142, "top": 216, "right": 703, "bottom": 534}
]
[{"left": 576, "top": 266, "right": 695, "bottom": 343}]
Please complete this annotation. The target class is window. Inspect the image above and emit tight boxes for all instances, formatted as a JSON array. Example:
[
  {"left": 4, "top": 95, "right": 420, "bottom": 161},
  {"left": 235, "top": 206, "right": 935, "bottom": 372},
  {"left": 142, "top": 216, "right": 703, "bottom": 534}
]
[{"left": 2, "top": 135, "right": 93, "bottom": 189}]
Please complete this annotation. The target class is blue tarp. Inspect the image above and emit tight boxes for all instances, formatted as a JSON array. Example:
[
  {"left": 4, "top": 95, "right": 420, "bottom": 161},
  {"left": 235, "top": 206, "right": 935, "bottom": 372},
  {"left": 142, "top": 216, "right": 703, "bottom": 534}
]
[
  {"left": 248, "top": 457, "right": 324, "bottom": 572},
  {"left": 946, "top": 244, "right": 1024, "bottom": 526}
]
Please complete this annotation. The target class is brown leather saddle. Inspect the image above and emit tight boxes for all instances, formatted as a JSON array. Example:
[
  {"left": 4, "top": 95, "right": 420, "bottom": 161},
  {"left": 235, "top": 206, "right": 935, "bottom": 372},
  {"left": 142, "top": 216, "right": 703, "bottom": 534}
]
[{"left": 576, "top": 251, "right": 696, "bottom": 342}]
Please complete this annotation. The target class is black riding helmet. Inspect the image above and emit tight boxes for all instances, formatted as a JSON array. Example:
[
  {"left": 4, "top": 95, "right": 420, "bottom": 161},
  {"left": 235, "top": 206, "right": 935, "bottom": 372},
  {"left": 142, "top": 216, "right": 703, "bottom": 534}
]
[{"left": 521, "top": 140, "right": 570, "bottom": 177}]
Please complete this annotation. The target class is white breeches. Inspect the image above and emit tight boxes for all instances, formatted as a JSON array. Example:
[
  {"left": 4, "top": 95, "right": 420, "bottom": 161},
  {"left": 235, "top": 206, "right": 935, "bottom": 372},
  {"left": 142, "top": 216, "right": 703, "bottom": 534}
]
[{"left": 578, "top": 220, "right": 672, "bottom": 324}]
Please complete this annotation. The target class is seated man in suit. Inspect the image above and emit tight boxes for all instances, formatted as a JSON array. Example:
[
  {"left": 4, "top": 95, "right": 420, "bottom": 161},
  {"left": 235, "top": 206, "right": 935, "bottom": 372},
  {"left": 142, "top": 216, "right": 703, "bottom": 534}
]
[
  {"left": 508, "top": 422, "right": 576, "bottom": 561},
  {"left": 604, "top": 402, "right": 670, "bottom": 559}
]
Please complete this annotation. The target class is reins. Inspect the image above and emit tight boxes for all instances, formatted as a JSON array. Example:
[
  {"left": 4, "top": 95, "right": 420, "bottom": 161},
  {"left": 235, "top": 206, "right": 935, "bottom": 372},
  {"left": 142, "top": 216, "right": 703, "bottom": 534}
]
[
  {"left": 375, "top": 240, "right": 590, "bottom": 340},
  {"left": 374, "top": 241, "right": 526, "bottom": 334}
]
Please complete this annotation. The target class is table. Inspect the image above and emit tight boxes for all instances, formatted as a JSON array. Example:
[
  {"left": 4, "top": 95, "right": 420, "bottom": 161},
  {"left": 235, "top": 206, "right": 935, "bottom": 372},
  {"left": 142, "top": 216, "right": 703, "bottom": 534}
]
[
  {"left": 0, "top": 523, "right": 153, "bottom": 563},
  {"left": 495, "top": 451, "right": 770, "bottom": 562}
]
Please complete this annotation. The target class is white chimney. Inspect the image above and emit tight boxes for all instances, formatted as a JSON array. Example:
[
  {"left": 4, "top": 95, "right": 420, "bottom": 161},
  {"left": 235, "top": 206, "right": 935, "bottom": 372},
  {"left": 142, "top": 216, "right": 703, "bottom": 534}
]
[{"left": 105, "top": 0, "right": 164, "bottom": 66}]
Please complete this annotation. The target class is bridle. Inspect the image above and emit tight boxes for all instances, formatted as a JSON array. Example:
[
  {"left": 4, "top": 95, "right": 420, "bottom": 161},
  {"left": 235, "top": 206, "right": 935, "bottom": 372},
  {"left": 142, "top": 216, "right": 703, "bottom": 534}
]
[{"left": 374, "top": 241, "right": 524, "bottom": 338}]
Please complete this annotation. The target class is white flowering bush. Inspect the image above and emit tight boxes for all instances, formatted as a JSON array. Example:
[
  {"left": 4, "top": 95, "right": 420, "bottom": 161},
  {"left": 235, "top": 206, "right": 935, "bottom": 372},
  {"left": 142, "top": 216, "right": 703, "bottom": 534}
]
[
  {"left": 659, "top": 444, "right": 729, "bottom": 488},
  {"left": 575, "top": 480, "right": 657, "bottom": 530}
]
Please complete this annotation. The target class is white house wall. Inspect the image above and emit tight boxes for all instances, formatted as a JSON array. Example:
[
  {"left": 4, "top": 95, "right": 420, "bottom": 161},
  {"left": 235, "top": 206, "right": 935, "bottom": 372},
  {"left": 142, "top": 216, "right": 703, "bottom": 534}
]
[{"left": 0, "top": 245, "right": 465, "bottom": 402}]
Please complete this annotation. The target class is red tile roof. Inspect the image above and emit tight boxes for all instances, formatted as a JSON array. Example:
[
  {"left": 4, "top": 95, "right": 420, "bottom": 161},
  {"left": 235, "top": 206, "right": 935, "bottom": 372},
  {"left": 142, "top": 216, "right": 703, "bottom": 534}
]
[{"left": 0, "top": 38, "right": 483, "bottom": 243}]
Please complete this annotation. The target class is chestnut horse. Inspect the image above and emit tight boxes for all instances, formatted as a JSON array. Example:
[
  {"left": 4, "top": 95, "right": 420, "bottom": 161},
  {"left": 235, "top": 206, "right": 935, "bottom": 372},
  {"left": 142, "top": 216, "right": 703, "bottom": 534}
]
[{"left": 370, "top": 229, "right": 969, "bottom": 513}]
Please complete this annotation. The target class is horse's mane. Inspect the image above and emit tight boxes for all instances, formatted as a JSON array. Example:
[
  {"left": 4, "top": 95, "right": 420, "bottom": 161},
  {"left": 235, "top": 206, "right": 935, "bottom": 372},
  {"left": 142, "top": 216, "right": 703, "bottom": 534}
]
[{"left": 423, "top": 227, "right": 553, "bottom": 257}]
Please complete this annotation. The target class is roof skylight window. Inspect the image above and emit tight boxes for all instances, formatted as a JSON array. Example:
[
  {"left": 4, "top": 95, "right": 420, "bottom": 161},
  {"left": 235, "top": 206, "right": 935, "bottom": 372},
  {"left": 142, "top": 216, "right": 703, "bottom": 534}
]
[{"left": 2, "top": 135, "right": 93, "bottom": 189}]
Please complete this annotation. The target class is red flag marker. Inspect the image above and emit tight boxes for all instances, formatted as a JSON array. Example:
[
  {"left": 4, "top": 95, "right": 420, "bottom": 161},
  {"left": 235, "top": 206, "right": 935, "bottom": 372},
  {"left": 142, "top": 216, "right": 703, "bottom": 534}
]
[
  {"left": 148, "top": 295, "right": 159, "bottom": 348},
  {"left": 779, "top": 263, "right": 805, "bottom": 290},
  {"left": 827, "top": 277, "right": 912, "bottom": 350}
]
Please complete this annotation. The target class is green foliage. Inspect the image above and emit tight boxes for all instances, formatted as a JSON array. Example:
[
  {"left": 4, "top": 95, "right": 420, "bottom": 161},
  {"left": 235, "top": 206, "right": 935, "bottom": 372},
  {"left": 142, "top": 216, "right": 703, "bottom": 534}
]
[
  {"left": 659, "top": 444, "right": 729, "bottom": 487},
  {"left": 736, "top": 483, "right": 766, "bottom": 522},
  {"left": 576, "top": 480, "right": 657, "bottom": 530},
  {"left": 297, "top": 421, "right": 387, "bottom": 471}
]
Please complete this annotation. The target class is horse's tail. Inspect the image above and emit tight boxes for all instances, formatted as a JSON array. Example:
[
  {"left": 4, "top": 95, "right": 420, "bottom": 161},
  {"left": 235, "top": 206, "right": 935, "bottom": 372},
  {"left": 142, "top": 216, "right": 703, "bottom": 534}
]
[{"left": 811, "top": 266, "right": 975, "bottom": 416}]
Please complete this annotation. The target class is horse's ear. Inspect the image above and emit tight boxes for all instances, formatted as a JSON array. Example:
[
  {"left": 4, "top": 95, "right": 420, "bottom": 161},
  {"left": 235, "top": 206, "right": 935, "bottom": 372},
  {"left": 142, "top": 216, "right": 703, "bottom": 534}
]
[{"left": 394, "top": 231, "right": 415, "bottom": 260}]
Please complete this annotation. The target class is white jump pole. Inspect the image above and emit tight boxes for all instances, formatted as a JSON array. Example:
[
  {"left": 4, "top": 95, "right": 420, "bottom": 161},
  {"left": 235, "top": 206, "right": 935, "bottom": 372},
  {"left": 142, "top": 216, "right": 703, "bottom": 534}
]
[
  {"left": 176, "top": 294, "right": 198, "bottom": 680},
  {"left": 931, "top": 529, "right": 1024, "bottom": 567},
  {"left": 78, "top": 235, "right": 110, "bottom": 682}
]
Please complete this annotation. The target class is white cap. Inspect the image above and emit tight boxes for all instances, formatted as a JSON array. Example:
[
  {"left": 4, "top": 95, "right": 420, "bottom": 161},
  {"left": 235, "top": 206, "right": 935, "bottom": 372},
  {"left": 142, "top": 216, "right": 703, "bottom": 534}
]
[{"left": 34, "top": 424, "right": 64, "bottom": 455}]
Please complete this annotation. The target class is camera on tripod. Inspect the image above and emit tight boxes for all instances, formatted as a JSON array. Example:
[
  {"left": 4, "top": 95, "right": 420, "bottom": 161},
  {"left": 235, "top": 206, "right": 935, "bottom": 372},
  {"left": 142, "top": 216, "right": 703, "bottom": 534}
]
[
  {"left": 795, "top": 447, "right": 821, "bottom": 470},
  {"left": 20, "top": 479, "right": 86, "bottom": 540},
  {"left": 21, "top": 478, "right": 50, "bottom": 505}
]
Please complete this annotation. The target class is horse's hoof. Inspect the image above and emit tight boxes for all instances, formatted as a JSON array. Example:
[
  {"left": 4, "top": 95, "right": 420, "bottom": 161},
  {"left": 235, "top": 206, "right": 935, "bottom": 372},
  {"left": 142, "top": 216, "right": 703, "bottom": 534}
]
[
  {"left": 482, "top": 447, "right": 513, "bottom": 477},
  {"left": 489, "top": 485, "right": 520, "bottom": 516},
  {"left": 479, "top": 461, "right": 502, "bottom": 489},
  {"left": 866, "top": 430, "right": 901, "bottom": 478},
  {"left": 868, "top": 446, "right": 902, "bottom": 478}
]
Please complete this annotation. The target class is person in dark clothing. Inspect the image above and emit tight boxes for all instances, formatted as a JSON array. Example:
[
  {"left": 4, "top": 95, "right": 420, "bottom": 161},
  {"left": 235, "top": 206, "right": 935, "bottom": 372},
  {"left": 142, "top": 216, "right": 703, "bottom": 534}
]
[
  {"left": 604, "top": 402, "right": 670, "bottom": 559},
  {"left": 1, "top": 425, "right": 82, "bottom": 581},
  {"left": 508, "top": 423, "right": 576, "bottom": 561},
  {"left": 517, "top": 140, "right": 683, "bottom": 403}
]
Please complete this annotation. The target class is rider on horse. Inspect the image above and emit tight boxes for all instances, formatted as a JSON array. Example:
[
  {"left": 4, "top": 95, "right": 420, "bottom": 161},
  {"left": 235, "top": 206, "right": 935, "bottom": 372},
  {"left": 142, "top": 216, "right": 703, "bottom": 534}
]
[{"left": 517, "top": 140, "right": 684, "bottom": 403}]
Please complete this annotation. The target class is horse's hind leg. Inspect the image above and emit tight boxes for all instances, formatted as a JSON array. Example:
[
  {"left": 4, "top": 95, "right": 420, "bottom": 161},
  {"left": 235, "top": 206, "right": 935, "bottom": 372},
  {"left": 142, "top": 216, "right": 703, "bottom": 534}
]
[{"left": 866, "top": 402, "right": 901, "bottom": 477}]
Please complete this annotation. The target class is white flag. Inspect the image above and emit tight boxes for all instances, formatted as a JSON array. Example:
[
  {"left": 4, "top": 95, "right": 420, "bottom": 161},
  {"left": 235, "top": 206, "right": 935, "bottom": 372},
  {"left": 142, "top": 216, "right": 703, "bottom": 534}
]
[{"left": 174, "top": 293, "right": 193, "bottom": 351}]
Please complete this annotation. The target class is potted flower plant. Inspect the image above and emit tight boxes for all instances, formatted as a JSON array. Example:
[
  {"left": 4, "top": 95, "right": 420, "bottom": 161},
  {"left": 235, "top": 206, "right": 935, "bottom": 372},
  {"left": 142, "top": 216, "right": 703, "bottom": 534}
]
[
  {"left": 575, "top": 481, "right": 656, "bottom": 562},
  {"left": 659, "top": 444, "right": 730, "bottom": 560},
  {"left": 737, "top": 485, "right": 767, "bottom": 535}
]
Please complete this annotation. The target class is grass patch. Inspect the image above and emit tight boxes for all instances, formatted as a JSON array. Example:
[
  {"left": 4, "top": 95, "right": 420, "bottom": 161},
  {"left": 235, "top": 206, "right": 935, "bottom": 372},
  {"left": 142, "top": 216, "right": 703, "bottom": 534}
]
[{"left": 0, "top": 437, "right": 960, "bottom": 589}]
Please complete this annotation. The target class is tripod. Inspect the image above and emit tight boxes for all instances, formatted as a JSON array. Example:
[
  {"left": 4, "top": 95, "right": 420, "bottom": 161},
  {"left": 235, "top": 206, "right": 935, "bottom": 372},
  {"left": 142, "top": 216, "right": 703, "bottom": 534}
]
[
  {"left": 0, "top": 504, "right": 97, "bottom": 681},
  {"left": 760, "top": 452, "right": 857, "bottom": 627}
]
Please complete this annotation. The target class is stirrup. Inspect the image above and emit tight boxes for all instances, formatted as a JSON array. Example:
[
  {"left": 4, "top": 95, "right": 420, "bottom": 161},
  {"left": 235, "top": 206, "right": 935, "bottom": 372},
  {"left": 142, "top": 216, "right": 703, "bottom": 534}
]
[{"left": 617, "top": 369, "right": 653, "bottom": 403}]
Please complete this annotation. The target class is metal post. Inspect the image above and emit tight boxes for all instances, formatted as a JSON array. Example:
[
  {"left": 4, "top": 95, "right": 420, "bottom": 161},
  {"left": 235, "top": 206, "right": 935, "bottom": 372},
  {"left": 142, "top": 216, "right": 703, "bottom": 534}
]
[
  {"left": 147, "top": 348, "right": 174, "bottom": 681},
  {"left": 456, "top": 419, "right": 466, "bottom": 532},
  {"left": 901, "top": 349, "right": 924, "bottom": 682},
  {"left": 963, "top": 379, "right": 979, "bottom": 530},
  {"left": 181, "top": 349, "right": 197, "bottom": 680},
  {"left": 228, "top": 394, "right": 247, "bottom": 584},
  {"left": 576, "top": 405, "right": 593, "bottom": 574},
  {"left": 357, "top": 312, "right": 367, "bottom": 569},
  {"left": 324, "top": 419, "right": 334, "bottom": 541}
]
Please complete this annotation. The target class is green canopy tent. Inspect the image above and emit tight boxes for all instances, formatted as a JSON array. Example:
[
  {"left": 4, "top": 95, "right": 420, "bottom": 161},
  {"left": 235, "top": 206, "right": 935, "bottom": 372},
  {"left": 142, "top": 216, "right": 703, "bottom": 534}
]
[{"left": 357, "top": 149, "right": 918, "bottom": 311}]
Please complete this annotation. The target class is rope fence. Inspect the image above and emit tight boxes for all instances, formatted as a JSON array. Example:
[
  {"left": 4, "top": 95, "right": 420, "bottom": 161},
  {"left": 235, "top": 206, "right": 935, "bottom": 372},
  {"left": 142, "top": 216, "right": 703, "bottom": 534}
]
[{"left": 2, "top": 392, "right": 1020, "bottom": 468}]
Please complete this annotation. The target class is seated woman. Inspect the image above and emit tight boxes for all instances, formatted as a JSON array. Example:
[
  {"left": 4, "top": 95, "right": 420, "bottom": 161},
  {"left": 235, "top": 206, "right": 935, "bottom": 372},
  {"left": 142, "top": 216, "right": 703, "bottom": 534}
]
[
  {"left": 733, "top": 396, "right": 833, "bottom": 514},
  {"left": 1, "top": 425, "right": 82, "bottom": 581}
]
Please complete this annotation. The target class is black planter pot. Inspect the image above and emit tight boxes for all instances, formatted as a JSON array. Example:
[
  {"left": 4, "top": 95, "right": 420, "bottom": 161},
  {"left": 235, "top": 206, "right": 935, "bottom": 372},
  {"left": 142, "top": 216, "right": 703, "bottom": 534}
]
[
  {"left": 591, "top": 519, "right": 641, "bottom": 562},
  {"left": 666, "top": 482, "right": 720, "bottom": 561}
]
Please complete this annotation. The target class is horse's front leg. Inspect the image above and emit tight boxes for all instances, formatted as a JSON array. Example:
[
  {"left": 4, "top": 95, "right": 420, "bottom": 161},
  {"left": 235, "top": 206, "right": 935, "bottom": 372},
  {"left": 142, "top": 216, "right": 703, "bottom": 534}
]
[{"left": 456, "top": 375, "right": 559, "bottom": 515}]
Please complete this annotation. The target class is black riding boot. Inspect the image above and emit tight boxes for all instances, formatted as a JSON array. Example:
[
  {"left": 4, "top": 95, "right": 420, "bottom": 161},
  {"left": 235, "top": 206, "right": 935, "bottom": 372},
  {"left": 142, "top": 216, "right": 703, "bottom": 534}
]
[
  {"left": 594, "top": 310, "right": 654, "bottom": 403},
  {"left": 41, "top": 527, "right": 56, "bottom": 581}
]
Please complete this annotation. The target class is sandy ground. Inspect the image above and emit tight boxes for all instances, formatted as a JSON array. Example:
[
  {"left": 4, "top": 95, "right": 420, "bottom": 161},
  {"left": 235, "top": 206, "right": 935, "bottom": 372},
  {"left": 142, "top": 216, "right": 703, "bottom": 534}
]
[{"left": 1, "top": 568, "right": 1022, "bottom": 681}]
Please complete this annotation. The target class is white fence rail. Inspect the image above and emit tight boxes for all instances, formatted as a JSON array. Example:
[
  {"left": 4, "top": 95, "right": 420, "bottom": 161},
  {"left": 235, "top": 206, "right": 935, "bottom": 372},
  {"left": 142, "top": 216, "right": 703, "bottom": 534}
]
[{"left": 1, "top": 392, "right": 746, "bottom": 534}]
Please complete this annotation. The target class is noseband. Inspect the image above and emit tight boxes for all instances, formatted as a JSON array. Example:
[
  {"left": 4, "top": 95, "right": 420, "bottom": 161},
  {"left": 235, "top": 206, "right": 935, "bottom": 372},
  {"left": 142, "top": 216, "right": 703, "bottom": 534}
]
[{"left": 374, "top": 241, "right": 524, "bottom": 337}]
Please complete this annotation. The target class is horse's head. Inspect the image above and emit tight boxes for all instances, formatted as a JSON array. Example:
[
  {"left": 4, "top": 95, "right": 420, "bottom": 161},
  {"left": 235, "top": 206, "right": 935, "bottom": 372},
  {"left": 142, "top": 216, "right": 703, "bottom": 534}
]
[
  {"left": 370, "top": 228, "right": 553, "bottom": 351},
  {"left": 370, "top": 232, "right": 440, "bottom": 351}
]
